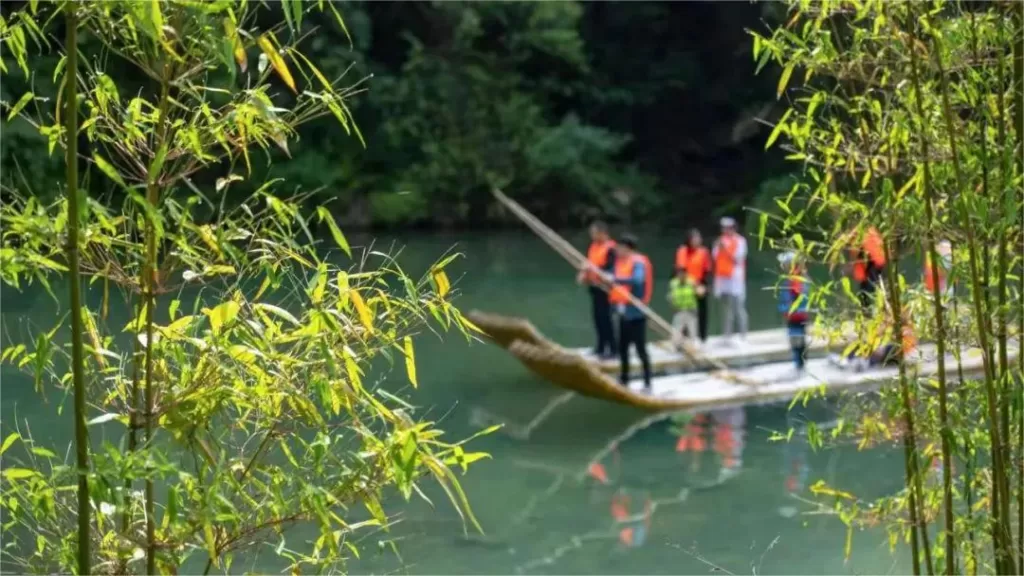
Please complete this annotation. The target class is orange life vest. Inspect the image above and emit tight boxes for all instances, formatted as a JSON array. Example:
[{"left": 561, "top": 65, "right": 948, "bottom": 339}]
[
  {"left": 609, "top": 253, "right": 653, "bottom": 305},
  {"left": 676, "top": 245, "right": 711, "bottom": 283},
  {"left": 714, "top": 234, "right": 743, "bottom": 279},
  {"left": 923, "top": 253, "right": 947, "bottom": 294},
  {"left": 850, "top": 227, "right": 886, "bottom": 282},
  {"left": 586, "top": 239, "right": 616, "bottom": 283}
]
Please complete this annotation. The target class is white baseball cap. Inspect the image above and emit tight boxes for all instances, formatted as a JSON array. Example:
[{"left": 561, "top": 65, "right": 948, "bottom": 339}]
[
  {"left": 720, "top": 217, "right": 736, "bottom": 228},
  {"left": 777, "top": 251, "right": 796, "bottom": 266}
]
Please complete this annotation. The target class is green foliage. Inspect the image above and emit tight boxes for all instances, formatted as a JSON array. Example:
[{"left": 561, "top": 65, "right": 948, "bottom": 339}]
[
  {"left": 2, "top": 1, "right": 787, "bottom": 229},
  {"left": 752, "top": 1, "right": 1023, "bottom": 574},
  {"left": 0, "top": 1, "right": 490, "bottom": 573}
]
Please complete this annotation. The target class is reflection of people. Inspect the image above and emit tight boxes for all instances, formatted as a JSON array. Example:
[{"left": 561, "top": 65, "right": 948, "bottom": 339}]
[
  {"left": 778, "top": 417, "right": 809, "bottom": 518},
  {"left": 578, "top": 221, "right": 618, "bottom": 359},
  {"left": 610, "top": 491, "right": 653, "bottom": 548},
  {"left": 710, "top": 407, "right": 746, "bottom": 481},
  {"left": 675, "top": 229, "right": 712, "bottom": 342},
  {"left": 609, "top": 235, "right": 654, "bottom": 391},
  {"left": 712, "top": 217, "right": 748, "bottom": 343},
  {"left": 675, "top": 413, "right": 708, "bottom": 474}
]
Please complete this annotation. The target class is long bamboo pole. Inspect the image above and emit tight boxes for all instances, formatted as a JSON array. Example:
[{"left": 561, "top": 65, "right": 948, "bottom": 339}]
[
  {"left": 64, "top": 3, "right": 91, "bottom": 573},
  {"left": 492, "top": 189, "right": 761, "bottom": 388}
]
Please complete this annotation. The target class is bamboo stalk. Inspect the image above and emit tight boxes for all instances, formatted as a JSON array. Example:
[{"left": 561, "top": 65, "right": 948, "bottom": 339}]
[
  {"left": 908, "top": 34, "right": 955, "bottom": 575},
  {"left": 881, "top": 236, "right": 928, "bottom": 576},
  {"left": 990, "top": 14, "right": 1017, "bottom": 572},
  {"left": 63, "top": 3, "right": 90, "bottom": 573},
  {"left": 1010, "top": 4, "right": 1024, "bottom": 571},
  {"left": 934, "top": 30, "right": 1013, "bottom": 573},
  {"left": 144, "top": 66, "right": 174, "bottom": 576}
]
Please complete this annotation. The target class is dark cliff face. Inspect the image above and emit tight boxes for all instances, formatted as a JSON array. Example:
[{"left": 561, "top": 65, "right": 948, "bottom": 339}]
[{"left": 577, "top": 2, "right": 788, "bottom": 225}]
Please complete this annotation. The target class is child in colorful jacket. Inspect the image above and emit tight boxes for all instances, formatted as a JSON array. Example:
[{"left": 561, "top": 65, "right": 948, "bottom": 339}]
[{"left": 777, "top": 252, "right": 809, "bottom": 374}]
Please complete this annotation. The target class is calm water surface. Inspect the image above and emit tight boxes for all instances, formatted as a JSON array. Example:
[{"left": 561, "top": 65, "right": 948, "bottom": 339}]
[{"left": 1, "top": 231, "right": 910, "bottom": 574}]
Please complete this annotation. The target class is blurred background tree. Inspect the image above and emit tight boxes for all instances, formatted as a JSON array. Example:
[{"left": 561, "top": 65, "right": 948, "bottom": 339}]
[{"left": 1, "top": 0, "right": 789, "bottom": 229}]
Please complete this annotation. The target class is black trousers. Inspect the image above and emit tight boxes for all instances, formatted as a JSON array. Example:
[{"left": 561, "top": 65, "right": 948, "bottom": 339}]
[
  {"left": 858, "top": 264, "right": 884, "bottom": 310},
  {"left": 619, "top": 316, "right": 652, "bottom": 389},
  {"left": 696, "top": 293, "right": 708, "bottom": 342},
  {"left": 590, "top": 287, "right": 616, "bottom": 355}
]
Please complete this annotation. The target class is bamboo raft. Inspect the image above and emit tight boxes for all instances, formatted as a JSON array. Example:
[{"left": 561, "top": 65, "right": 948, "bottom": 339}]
[
  {"left": 467, "top": 310, "right": 846, "bottom": 375},
  {"left": 467, "top": 310, "right": 1018, "bottom": 412},
  {"left": 507, "top": 339, "right": 1009, "bottom": 412}
]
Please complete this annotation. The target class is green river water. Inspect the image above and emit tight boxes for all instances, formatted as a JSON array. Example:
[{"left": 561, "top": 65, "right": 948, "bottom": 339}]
[{"left": 0, "top": 230, "right": 912, "bottom": 574}]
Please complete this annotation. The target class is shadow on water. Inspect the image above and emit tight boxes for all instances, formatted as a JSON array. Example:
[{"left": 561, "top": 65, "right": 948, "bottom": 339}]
[{"left": 0, "top": 230, "right": 912, "bottom": 574}]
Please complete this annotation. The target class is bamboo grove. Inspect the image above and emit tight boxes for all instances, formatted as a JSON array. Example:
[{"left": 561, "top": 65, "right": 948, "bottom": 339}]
[
  {"left": 753, "top": 1, "right": 1023, "bottom": 574},
  {"left": 0, "top": 2, "right": 491, "bottom": 574}
]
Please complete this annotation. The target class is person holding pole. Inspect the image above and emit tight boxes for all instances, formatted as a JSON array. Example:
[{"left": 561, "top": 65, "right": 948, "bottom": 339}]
[
  {"left": 712, "top": 217, "right": 748, "bottom": 343},
  {"left": 608, "top": 235, "right": 653, "bottom": 392},
  {"left": 577, "top": 221, "right": 618, "bottom": 359}
]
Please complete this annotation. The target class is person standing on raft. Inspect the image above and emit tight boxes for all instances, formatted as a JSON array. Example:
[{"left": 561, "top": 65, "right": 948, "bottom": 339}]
[
  {"left": 712, "top": 217, "right": 748, "bottom": 343},
  {"left": 577, "top": 221, "right": 617, "bottom": 359},
  {"left": 845, "top": 226, "right": 886, "bottom": 311},
  {"left": 675, "top": 229, "right": 711, "bottom": 344},
  {"left": 608, "top": 235, "right": 653, "bottom": 392},
  {"left": 777, "top": 251, "right": 810, "bottom": 377},
  {"left": 667, "top": 268, "right": 699, "bottom": 350}
]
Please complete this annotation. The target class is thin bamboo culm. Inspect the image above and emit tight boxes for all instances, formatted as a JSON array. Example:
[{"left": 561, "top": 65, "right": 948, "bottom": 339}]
[{"left": 63, "top": 2, "right": 91, "bottom": 573}]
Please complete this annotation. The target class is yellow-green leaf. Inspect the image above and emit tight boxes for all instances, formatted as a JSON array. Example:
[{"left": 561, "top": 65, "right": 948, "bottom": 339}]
[
  {"left": 777, "top": 63, "right": 794, "bottom": 99},
  {"left": 336, "top": 271, "right": 351, "bottom": 311},
  {"left": 257, "top": 33, "right": 297, "bottom": 93},
  {"left": 203, "top": 301, "right": 240, "bottom": 336},
  {"left": 432, "top": 269, "right": 451, "bottom": 297},
  {"left": 317, "top": 207, "right": 351, "bottom": 257},
  {"left": 204, "top": 521, "right": 218, "bottom": 567},
  {"left": 3, "top": 468, "right": 38, "bottom": 480},
  {"left": 93, "top": 154, "right": 127, "bottom": 189},
  {"left": 403, "top": 336, "right": 417, "bottom": 388},
  {"left": 7, "top": 92, "right": 34, "bottom": 121},
  {"left": 350, "top": 290, "right": 373, "bottom": 333},
  {"left": 0, "top": 433, "right": 19, "bottom": 456},
  {"left": 223, "top": 17, "right": 247, "bottom": 72},
  {"left": 254, "top": 303, "right": 300, "bottom": 326}
]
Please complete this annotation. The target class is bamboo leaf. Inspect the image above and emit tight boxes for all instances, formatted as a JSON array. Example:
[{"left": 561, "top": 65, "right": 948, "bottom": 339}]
[
  {"left": 92, "top": 154, "right": 127, "bottom": 189},
  {"left": 777, "top": 63, "right": 795, "bottom": 99},
  {"left": 223, "top": 17, "right": 247, "bottom": 72},
  {"left": 403, "top": 336, "right": 417, "bottom": 388},
  {"left": 2, "top": 468, "right": 38, "bottom": 480},
  {"left": 257, "top": 33, "right": 297, "bottom": 93},
  {"left": 254, "top": 303, "right": 300, "bottom": 326},
  {"left": 350, "top": 290, "right": 373, "bottom": 333},
  {"left": 0, "top": 433, "right": 19, "bottom": 456},
  {"left": 204, "top": 521, "right": 218, "bottom": 567},
  {"left": 765, "top": 109, "right": 792, "bottom": 150},
  {"left": 432, "top": 269, "right": 451, "bottom": 298},
  {"left": 148, "top": 143, "right": 167, "bottom": 186},
  {"left": 7, "top": 92, "right": 34, "bottom": 121},
  {"left": 203, "top": 301, "right": 241, "bottom": 336},
  {"left": 316, "top": 207, "right": 351, "bottom": 257}
]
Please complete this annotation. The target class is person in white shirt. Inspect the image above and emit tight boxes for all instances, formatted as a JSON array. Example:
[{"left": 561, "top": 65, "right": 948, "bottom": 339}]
[{"left": 712, "top": 217, "right": 748, "bottom": 342}]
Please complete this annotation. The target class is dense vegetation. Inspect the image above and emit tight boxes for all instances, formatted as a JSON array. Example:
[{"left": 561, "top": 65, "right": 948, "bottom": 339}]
[
  {"left": 757, "top": 1, "right": 1023, "bottom": 574},
  {"left": 0, "top": 2, "right": 491, "bottom": 573},
  {"left": 1, "top": 1, "right": 790, "bottom": 229}
]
